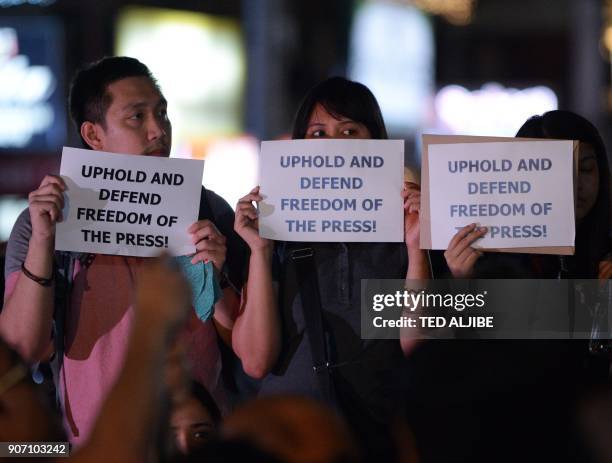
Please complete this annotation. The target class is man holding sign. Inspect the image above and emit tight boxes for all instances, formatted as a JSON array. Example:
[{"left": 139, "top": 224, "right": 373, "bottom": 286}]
[{"left": 0, "top": 57, "right": 245, "bottom": 444}]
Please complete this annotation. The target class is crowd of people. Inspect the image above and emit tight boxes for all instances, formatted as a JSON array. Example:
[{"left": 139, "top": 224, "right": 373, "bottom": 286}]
[{"left": 1, "top": 56, "right": 611, "bottom": 463}]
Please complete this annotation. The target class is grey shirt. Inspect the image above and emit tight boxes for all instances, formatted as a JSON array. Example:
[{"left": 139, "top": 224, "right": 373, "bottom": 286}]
[{"left": 259, "top": 241, "right": 409, "bottom": 428}]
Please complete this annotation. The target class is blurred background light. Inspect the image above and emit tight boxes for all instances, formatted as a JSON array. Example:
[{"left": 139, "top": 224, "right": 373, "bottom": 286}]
[
  {"left": 407, "top": 0, "right": 476, "bottom": 25},
  {"left": 116, "top": 6, "right": 255, "bottom": 209},
  {"left": 116, "top": 6, "right": 246, "bottom": 154},
  {"left": 348, "top": 1, "right": 434, "bottom": 136},
  {"left": 0, "top": 17, "right": 63, "bottom": 151},
  {"left": 201, "top": 136, "right": 259, "bottom": 209},
  {"left": 434, "top": 83, "right": 558, "bottom": 136},
  {"left": 0, "top": 0, "right": 54, "bottom": 6},
  {"left": 0, "top": 196, "right": 27, "bottom": 241}
]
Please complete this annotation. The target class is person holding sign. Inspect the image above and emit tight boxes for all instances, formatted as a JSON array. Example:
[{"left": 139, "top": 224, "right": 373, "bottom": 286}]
[
  {"left": 433, "top": 110, "right": 611, "bottom": 462},
  {"left": 444, "top": 110, "right": 610, "bottom": 279},
  {"left": 233, "top": 77, "right": 429, "bottom": 460},
  {"left": 0, "top": 57, "right": 245, "bottom": 445}
]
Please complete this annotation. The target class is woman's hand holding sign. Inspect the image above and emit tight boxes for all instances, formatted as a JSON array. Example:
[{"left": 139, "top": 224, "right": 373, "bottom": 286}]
[
  {"left": 402, "top": 182, "right": 421, "bottom": 251},
  {"left": 188, "top": 220, "right": 227, "bottom": 271},
  {"left": 401, "top": 181, "right": 431, "bottom": 354},
  {"left": 444, "top": 223, "right": 488, "bottom": 278},
  {"left": 235, "top": 186, "right": 272, "bottom": 252},
  {"left": 232, "top": 186, "right": 279, "bottom": 379},
  {"left": 403, "top": 181, "right": 430, "bottom": 282}
]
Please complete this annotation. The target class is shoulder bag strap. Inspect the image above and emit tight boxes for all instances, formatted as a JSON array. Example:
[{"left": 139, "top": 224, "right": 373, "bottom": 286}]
[{"left": 290, "top": 246, "right": 336, "bottom": 405}]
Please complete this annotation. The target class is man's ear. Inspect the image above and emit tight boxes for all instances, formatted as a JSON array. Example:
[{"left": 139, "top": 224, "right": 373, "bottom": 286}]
[{"left": 80, "top": 121, "right": 104, "bottom": 150}]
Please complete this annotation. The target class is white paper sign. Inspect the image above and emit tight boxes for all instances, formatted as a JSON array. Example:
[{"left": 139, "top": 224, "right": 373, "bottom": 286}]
[
  {"left": 428, "top": 140, "right": 575, "bottom": 249},
  {"left": 56, "top": 147, "right": 204, "bottom": 257},
  {"left": 258, "top": 139, "right": 404, "bottom": 242}
]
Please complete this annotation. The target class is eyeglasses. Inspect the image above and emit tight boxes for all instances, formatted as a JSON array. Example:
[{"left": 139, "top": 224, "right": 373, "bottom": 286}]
[{"left": 0, "top": 362, "right": 29, "bottom": 397}]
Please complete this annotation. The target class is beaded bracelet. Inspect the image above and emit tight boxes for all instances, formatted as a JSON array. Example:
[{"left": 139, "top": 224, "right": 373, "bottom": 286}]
[{"left": 21, "top": 262, "right": 53, "bottom": 287}]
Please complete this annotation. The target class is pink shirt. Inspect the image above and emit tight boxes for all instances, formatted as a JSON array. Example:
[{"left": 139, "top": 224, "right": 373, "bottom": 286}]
[{"left": 5, "top": 255, "right": 224, "bottom": 446}]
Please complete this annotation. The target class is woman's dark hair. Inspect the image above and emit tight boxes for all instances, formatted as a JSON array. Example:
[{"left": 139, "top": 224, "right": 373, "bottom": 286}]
[
  {"left": 189, "top": 380, "right": 221, "bottom": 426},
  {"left": 291, "top": 77, "right": 388, "bottom": 139},
  {"left": 516, "top": 110, "right": 610, "bottom": 276}
]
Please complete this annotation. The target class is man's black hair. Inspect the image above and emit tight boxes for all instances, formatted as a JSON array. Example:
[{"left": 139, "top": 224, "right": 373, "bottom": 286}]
[{"left": 68, "top": 56, "right": 159, "bottom": 148}]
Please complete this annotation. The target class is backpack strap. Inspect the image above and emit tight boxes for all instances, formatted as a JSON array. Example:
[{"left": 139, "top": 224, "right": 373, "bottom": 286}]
[
  {"left": 50, "top": 251, "right": 85, "bottom": 406},
  {"left": 198, "top": 186, "right": 214, "bottom": 222},
  {"left": 198, "top": 186, "right": 244, "bottom": 292}
]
